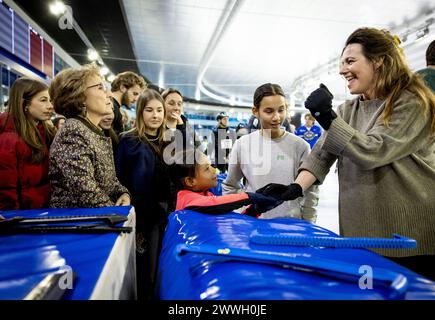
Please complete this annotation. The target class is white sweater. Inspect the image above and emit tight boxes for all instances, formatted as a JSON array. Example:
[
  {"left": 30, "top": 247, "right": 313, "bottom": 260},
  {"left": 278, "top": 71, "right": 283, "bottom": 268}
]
[{"left": 222, "top": 130, "right": 319, "bottom": 220}]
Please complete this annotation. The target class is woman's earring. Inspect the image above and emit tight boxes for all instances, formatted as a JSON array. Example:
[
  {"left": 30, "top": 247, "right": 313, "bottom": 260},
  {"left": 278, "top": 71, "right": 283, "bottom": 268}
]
[
  {"left": 83, "top": 103, "right": 87, "bottom": 116},
  {"left": 24, "top": 106, "right": 29, "bottom": 113}
]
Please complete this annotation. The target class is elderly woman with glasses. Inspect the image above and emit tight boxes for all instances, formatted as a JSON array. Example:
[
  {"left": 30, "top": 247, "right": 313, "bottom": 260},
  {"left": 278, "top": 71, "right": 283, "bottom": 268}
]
[{"left": 48, "top": 63, "right": 130, "bottom": 208}]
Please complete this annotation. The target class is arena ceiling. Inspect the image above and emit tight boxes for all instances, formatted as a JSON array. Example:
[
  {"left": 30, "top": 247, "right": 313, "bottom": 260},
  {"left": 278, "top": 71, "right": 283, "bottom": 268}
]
[{"left": 12, "top": 0, "right": 435, "bottom": 108}]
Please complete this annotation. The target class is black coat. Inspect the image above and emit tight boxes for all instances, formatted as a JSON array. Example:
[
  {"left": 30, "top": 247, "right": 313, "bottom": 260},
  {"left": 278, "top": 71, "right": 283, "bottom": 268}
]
[
  {"left": 115, "top": 134, "right": 173, "bottom": 232},
  {"left": 111, "top": 97, "right": 124, "bottom": 135}
]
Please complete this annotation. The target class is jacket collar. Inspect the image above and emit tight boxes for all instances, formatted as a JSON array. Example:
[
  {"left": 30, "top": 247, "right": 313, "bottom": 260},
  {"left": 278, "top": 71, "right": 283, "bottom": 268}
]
[{"left": 74, "top": 116, "right": 105, "bottom": 137}]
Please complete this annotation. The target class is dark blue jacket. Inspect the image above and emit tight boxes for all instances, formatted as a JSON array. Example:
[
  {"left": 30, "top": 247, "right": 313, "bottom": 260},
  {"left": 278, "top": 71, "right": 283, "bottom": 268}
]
[{"left": 115, "top": 134, "right": 172, "bottom": 231}]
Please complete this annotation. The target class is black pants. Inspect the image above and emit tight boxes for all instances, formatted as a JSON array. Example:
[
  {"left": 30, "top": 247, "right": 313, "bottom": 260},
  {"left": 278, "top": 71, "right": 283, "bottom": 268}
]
[
  {"left": 136, "top": 222, "right": 166, "bottom": 300},
  {"left": 386, "top": 255, "right": 435, "bottom": 281}
]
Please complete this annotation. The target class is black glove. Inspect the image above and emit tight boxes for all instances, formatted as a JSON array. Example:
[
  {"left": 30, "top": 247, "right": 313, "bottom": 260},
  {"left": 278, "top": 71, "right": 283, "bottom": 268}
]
[
  {"left": 256, "top": 183, "right": 303, "bottom": 201},
  {"left": 245, "top": 192, "right": 283, "bottom": 217},
  {"left": 256, "top": 183, "right": 289, "bottom": 200},
  {"left": 304, "top": 83, "right": 337, "bottom": 130}
]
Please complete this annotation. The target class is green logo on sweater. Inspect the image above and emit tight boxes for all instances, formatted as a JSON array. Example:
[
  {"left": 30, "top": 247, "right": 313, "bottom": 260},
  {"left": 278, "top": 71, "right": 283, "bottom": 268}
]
[{"left": 277, "top": 155, "right": 285, "bottom": 161}]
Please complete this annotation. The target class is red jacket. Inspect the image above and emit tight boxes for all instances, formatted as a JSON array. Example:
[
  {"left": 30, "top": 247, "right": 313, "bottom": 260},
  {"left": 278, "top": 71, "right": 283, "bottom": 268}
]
[
  {"left": 176, "top": 189, "right": 254, "bottom": 215},
  {"left": 0, "top": 113, "right": 51, "bottom": 210}
]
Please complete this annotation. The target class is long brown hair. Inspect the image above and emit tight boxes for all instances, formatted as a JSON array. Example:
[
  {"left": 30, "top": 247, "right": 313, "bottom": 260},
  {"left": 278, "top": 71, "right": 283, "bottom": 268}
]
[
  {"left": 344, "top": 27, "right": 435, "bottom": 134},
  {"left": 1, "top": 78, "right": 55, "bottom": 163},
  {"left": 126, "top": 89, "right": 166, "bottom": 155}
]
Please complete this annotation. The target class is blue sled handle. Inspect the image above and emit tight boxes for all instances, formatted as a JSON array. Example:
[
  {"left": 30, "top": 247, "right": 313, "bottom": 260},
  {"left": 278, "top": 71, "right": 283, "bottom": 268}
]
[
  {"left": 176, "top": 243, "right": 408, "bottom": 299},
  {"left": 250, "top": 231, "right": 417, "bottom": 249}
]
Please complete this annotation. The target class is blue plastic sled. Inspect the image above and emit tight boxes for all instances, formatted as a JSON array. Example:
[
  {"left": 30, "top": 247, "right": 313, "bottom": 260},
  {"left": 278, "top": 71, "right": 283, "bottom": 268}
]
[{"left": 157, "top": 210, "right": 435, "bottom": 300}]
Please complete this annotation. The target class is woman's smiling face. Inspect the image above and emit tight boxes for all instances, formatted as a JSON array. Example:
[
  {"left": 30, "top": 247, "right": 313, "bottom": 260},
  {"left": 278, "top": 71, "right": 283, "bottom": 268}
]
[{"left": 339, "top": 43, "right": 378, "bottom": 100}]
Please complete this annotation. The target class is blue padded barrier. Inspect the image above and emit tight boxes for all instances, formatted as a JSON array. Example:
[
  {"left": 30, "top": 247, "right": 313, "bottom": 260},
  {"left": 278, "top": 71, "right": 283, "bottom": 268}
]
[
  {"left": 157, "top": 210, "right": 435, "bottom": 300},
  {"left": 0, "top": 206, "right": 134, "bottom": 300}
]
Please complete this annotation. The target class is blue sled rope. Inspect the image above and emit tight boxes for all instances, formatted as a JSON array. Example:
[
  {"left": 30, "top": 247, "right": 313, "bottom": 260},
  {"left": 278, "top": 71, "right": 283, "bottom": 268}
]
[
  {"left": 249, "top": 230, "right": 417, "bottom": 249},
  {"left": 176, "top": 243, "right": 408, "bottom": 299}
]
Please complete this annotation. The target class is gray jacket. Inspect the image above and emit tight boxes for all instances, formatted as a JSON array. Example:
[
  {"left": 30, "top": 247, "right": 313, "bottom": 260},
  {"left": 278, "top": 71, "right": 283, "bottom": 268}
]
[{"left": 300, "top": 91, "right": 435, "bottom": 257}]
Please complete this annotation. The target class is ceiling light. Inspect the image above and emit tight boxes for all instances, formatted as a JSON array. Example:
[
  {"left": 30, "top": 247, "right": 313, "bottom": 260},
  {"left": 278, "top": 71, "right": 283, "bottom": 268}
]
[
  {"left": 229, "top": 96, "right": 235, "bottom": 106},
  {"left": 100, "top": 67, "right": 109, "bottom": 76},
  {"left": 87, "top": 48, "right": 99, "bottom": 61},
  {"left": 49, "top": 1, "right": 66, "bottom": 15},
  {"left": 416, "top": 27, "right": 429, "bottom": 39}
]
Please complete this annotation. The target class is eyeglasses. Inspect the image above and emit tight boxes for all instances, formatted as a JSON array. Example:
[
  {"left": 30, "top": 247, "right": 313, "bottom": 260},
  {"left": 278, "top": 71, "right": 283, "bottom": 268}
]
[{"left": 86, "top": 82, "right": 110, "bottom": 92}]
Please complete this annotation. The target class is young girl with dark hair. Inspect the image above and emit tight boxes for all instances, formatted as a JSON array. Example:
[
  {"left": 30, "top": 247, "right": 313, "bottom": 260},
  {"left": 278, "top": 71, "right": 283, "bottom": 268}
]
[
  {"left": 168, "top": 149, "right": 281, "bottom": 216},
  {"left": 223, "top": 83, "right": 319, "bottom": 222}
]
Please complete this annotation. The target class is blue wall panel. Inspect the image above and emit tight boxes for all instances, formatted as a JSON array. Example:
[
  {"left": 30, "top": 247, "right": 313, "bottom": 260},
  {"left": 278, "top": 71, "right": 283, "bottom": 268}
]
[
  {"left": 54, "top": 52, "right": 70, "bottom": 75},
  {"left": 0, "top": 3, "right": 13, "bottom": 53},
  {"left": 13, "top": 13, "right": 29, "bottom": 63}
]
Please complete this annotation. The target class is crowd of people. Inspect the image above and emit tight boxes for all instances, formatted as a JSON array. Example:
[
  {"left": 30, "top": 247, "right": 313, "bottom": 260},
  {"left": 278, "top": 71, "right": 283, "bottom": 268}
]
[{"left": 0, "top": 28, "right": 434, "bottom": 299}]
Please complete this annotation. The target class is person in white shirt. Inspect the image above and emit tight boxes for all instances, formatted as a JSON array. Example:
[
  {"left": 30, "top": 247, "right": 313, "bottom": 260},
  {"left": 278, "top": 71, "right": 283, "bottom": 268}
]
[{"left": 222, "top": 83, "right": 318, "bottom": 221}]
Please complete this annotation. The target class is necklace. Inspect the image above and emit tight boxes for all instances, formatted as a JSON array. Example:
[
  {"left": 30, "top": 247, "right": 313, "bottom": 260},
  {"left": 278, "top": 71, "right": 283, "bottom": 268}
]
[{"left": 145, "top": 133, "right": 159, "bottom": 141}]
